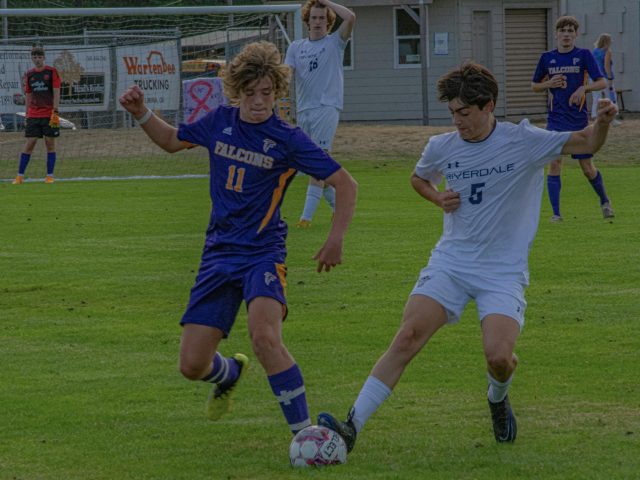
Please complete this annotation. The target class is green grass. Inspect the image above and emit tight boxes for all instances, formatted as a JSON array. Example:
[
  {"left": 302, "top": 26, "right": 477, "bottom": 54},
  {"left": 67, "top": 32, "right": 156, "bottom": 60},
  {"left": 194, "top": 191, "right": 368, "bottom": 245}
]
[{"left": 1, "top": 160, "right": 639, "bottom": 479}]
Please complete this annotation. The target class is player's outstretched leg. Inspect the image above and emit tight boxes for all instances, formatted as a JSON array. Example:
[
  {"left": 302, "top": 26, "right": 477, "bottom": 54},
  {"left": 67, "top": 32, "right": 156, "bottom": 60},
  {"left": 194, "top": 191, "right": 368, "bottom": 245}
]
[
  {"left": 488, "top": 394, "right": 517, "bottom": 442},
  {"left": 206, "top": 353, "right": 248, "bottom": 420},
  {"left": 317, "top": 409, "right": 357, "bottom": 453}
]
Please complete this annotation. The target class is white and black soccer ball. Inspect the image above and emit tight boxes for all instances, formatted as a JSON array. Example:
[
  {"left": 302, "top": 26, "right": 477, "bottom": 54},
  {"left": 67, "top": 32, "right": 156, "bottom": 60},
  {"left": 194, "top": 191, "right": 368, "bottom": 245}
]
[{"left": 289, "top": 425, "right": 347, "bottom": 468}]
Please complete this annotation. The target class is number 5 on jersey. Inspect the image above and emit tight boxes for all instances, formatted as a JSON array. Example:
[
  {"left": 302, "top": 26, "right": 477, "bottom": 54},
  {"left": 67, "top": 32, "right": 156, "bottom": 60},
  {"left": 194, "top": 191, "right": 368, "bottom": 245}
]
[{"left": 469, "top": 182, "right": 485, "bottom": 205}]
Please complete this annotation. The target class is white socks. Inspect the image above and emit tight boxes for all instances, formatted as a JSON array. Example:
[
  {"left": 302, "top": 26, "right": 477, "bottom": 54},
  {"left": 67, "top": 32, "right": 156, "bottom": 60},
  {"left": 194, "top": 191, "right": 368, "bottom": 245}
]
[
  {"left": 351, "top": 376, "right": 392, "bottom": 433},
  {"left": 487, "top": 372, "right": 513, "bottom": 403}
]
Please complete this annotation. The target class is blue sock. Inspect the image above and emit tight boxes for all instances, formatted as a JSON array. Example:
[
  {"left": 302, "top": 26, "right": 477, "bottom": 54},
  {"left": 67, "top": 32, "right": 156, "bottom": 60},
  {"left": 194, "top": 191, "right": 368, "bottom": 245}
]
[
  {"left": 46, "top": 152, "right": 57, "bottom": 176},
  {"left": 268, "top": 364, "right": 311, "bottom": 434},
  {"left": 201, "top": 352, "right": 240, "bottom": 387},
  {"left": 322, "top": 186, "right": 336, "bottom": 212},
  {"left": 18, "top": 153, "right": 31, "bottom": 175},
  {"left": 300, "top": 184, "right": 323, "bottom": 222},
  {"left": 588, "top": 170, "right": 609, "bottom": 205},
  {"left": 547, "top": 175, "right": 561, "bottom": 216}
]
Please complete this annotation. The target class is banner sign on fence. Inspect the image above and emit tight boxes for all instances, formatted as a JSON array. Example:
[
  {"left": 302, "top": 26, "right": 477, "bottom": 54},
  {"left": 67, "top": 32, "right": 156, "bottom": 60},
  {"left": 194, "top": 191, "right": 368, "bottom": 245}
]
[
  {"left": 0, "top": 45, "right": 111, "bottom": 113},
  {"left": 182, "top": 77, "right": 227, "bottom": 123},
  {"left": 116, "top": 41, "right": 180, "bottom": 111}
]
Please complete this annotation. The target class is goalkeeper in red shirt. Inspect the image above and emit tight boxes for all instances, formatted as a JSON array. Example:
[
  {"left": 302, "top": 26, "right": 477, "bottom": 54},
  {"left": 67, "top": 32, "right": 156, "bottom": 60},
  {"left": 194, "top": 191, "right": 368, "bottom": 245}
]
[{"left": 12, "top": 44, "right": 61, "bottom": 185}]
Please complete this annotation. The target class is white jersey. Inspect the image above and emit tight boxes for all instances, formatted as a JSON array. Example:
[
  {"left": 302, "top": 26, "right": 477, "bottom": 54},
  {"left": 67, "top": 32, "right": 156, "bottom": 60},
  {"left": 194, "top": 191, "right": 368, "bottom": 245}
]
[
  {"left": 415, "top": 120, "right": 570, "bottom": 281},
  {"left": 285, "top": 31, "right": 347, "bottom": 112}
]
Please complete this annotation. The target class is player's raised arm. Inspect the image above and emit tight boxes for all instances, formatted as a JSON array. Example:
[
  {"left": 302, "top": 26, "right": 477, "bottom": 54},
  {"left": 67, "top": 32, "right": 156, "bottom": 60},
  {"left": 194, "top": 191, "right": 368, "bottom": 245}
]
[
  {"left": 318, "top": 0, "right": 356, "bottom": 41},
  {"left": 561, "top": 98, "right": 617, "bottom": 155},
  {"left": 313, "top": 167, "right": 357, "bottom": 273},
  {"left": 119, "top": 85, "right": 186, "bottom": 153}
]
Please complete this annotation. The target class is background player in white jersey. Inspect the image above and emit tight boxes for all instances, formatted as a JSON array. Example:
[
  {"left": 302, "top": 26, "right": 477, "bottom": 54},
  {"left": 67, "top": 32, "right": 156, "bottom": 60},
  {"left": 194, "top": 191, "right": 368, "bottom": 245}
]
[
  {"left": 316, "top": 62, "right": 617, "bottom": 452},
  {"left": 532, "top": 16, "right": 613, "bottom": 221},
  {"left": 285, "top": 0, "right": 355, "bottom": 228}
]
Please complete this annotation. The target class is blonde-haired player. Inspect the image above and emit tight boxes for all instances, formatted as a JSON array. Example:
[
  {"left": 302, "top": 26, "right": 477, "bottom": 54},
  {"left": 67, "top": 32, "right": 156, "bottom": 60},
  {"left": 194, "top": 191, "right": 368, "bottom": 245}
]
[{"left": 285, "top": 0, "right": 355, "bottom": 227}]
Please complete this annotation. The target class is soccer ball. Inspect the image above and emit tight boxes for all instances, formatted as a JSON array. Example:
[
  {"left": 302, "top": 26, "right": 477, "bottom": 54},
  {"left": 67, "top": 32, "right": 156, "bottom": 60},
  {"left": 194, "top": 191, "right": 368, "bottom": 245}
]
[{"left": 289, "top": 425, "right": 347, "bottom": 468}]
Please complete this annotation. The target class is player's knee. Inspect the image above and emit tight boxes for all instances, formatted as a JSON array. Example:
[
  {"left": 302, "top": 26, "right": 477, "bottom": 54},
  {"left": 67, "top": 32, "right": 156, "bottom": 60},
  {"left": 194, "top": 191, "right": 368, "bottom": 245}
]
[
  {"left": 390, "top": 327, "right": 423, "bottom": 361},
  {"left": 250, "top": 329, "right": 281, "bottom": 359},
  {"left": 485, "top": 352, "right": 514, "bottom": 378}
]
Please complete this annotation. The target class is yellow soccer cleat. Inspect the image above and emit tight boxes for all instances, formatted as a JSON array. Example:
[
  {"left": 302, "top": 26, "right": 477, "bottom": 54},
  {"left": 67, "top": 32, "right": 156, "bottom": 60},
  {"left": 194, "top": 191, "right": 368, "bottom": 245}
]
[
  {"left": 44, "top": 175, "right": 55, "bottom": 184},
  {"left": 206, "top": 353, "right": 248, "bottom": 421},
  {"left": 296, "top": 219, "right": 312, "bottom": 228},
  {"left": 12, "top": 176, "right": 24, "bottom": 185}
]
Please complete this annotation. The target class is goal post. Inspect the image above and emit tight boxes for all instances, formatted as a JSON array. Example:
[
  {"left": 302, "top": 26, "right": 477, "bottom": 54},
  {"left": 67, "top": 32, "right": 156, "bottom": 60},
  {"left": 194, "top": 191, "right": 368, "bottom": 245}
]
[{"left": 0, "top": 5, "right": 302, "bottom": 181}]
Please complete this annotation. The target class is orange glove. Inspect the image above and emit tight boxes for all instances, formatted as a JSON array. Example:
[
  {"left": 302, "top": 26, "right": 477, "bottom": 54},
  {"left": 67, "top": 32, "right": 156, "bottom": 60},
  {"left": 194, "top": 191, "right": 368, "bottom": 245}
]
[{"left": 49, "top": 109, "right": 60, "bottom": 128}]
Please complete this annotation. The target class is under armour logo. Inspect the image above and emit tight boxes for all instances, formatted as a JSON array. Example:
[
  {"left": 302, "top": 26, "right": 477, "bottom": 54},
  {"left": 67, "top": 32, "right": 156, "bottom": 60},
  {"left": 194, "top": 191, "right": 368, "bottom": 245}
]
[
  {"left": 448, "top": 162, "right": 460, "bottom": 169},
  {"left": 223, "top": 127, "right": 232, "bottom": 135},
  {"left": 416, "top": 275, "right": 430, "bottom": 288},
  {"left": 264, "top": 272, "right": 277, "bottom": 286},
  {"left": 263, "top": 138, "right": 276, "bottom": 153}
]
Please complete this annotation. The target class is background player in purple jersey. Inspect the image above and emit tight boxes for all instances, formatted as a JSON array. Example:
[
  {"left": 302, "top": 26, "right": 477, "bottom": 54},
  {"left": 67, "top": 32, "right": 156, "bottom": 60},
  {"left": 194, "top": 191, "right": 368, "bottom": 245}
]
[
  {"left": 12, "top": 44, "right": 61, "bottom": 185},
  {"left": 532, "top": 16, "right": 614, "bottom": 221},
  {"left": 119, "top": 41, "right": 357, "bottom": 435}
]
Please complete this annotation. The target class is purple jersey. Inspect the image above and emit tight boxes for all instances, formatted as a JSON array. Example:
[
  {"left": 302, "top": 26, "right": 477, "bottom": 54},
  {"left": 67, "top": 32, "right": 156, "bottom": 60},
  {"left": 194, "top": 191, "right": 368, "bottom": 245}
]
[
  {"left": 532, "top": 47, "right": 603, "bottom": 130},
  {"left": 177, "top": 105, "right": 341, "bottom": 259}
]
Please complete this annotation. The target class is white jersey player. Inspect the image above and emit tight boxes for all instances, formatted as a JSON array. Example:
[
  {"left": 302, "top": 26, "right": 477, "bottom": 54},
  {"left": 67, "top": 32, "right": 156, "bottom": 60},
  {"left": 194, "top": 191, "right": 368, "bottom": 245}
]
[
  {"left": 315, "top": 62, "right": 618, "bottom": 452},
  {"left": 284, "top": 0, "right": 355, "bottom": 228}
]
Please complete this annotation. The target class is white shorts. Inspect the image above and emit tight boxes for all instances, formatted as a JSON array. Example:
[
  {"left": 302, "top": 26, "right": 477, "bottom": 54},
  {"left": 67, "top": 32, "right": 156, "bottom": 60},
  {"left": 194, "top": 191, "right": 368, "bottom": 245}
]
[
  {"left": 410, "top": 265, "right": 527, "bottom": 330},
  {"left": 297, "top": 106, "right": 340, "bottom": 151}
]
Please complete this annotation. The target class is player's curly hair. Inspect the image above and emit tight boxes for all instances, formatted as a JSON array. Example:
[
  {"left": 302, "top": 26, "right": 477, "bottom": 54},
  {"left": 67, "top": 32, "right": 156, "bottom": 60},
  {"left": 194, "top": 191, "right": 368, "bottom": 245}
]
[
  {"left": 222, "top": 41, "right": 291, "bottom": 105},
  {"left": 302, "top": 0, "right": 337, "bottom": 32},
  {"left": 555, "top": 15, "right": 579, "bottom": 32},
  {"left": 437, "top": 61, "right": 498, "bottom": 109}
]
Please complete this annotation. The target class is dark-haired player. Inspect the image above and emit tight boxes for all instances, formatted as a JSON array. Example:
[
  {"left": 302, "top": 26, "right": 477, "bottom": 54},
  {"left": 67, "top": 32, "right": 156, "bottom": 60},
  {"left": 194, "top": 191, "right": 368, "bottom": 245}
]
[
  {"left": 12, "top": 45, "right": 61, "bottom": 185},
  {"left": 317, "top": 61, "right": 617, "bottom": 452},
  {"left": 532, "top": 16, "right": 613, "bottom": 221}
]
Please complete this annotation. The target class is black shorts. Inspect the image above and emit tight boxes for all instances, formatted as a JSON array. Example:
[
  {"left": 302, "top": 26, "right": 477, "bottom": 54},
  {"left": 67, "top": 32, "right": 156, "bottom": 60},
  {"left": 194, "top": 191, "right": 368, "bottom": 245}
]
[{"left": 25, "top": 117, "right": 60, "bottom": 138}]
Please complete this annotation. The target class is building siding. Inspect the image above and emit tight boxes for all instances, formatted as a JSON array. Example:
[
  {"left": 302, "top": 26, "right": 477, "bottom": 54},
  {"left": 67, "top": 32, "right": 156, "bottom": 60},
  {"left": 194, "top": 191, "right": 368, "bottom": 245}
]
[{"left": 335, "top": 0, "right": 636, "bottom": 122}]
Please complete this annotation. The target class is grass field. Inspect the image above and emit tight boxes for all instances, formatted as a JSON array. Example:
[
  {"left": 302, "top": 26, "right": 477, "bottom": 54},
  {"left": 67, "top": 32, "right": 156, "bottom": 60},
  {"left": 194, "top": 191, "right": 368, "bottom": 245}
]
[{"left": 1, "top": 153, "right": 639, "bottom": 479}]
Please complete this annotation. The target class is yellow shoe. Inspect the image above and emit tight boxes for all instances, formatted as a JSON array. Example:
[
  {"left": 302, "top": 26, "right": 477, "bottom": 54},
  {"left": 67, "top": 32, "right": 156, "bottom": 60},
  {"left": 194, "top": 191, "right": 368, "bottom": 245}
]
[
  {"left": 206, "top": 353, "right": 248, "bottom": 421},
  {"left": 296, "top": 219, "right": 312, "bottom": 228},
  {"left": 44, "top": 175, "right": 55, "bottom": 184},
  {"left": 12, "top": 176, "right": 24, "bottom": 185}
]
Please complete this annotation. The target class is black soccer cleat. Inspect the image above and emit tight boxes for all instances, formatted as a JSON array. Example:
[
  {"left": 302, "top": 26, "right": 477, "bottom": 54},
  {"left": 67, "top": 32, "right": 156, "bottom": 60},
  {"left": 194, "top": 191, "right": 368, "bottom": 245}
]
[
  {"left": 317, "top": 409, "right": 357, "bottom": 453},
  {"left": 488, "top": 394, "right": 517, "bottom": 443}
]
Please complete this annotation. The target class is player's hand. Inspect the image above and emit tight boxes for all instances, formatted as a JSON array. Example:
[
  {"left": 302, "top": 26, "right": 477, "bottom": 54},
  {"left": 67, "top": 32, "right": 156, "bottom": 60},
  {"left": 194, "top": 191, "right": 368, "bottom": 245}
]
[
  {"left": 547, "top": 74, "right": 567, "bottom": 89},
  {"left": 436, "top": 189, "right": 461, "bottom": 213},
  {"left": 313, "top": 237, "right": 343, "bottom": 273},
  {"left": 569, "top": 85, "right": 586, "bottom": 106},
  {"left": 49, "top": 109, "right": 60, "bottom": 128},
  {"left": 595, "top": 98, "right": 618, "bottom": 124},
  {"left": 118, "top": 85, "right": 146, "bottom": 117}
]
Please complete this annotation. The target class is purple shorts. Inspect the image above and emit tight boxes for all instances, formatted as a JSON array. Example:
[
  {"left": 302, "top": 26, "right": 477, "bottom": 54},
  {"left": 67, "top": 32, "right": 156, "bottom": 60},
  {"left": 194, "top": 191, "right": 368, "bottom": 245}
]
[{"left": 180, "top": 252, "right": 288, "bottom": 337}]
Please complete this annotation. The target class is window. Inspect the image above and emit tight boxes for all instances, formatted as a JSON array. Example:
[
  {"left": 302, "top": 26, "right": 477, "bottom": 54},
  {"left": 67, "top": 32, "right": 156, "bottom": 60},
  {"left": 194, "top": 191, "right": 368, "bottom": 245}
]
[{"left": 395, "top": 7, "right": 421, "bottom": 68}]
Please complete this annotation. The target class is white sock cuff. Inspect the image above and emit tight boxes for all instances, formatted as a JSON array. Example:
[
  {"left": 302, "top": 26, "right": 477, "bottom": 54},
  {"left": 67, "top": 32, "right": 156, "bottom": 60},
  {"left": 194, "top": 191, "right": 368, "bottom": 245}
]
[
  {"left": 487, "top": 372, "right": 513, "bottom": 388},
  {"left": 365, "top": 376, "right": 392, "bottom": 399}
]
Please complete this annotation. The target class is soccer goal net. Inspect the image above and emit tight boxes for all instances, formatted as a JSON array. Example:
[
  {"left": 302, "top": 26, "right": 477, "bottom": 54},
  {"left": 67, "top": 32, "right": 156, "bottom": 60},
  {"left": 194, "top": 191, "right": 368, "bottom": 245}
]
[{"left": 0, "top": 5, "right": 300, "bottom": 181}]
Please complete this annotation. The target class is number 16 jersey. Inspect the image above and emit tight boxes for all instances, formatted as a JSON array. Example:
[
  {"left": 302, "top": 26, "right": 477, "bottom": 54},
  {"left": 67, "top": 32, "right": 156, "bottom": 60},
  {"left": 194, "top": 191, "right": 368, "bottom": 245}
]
[{"left": 285, "top": 31, "right": 347, "bottom": 113}]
